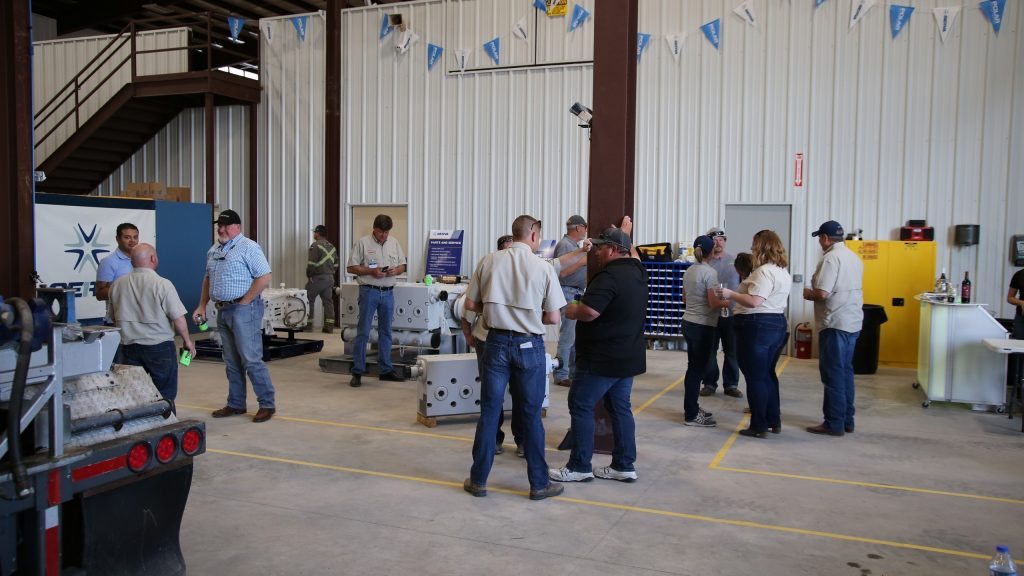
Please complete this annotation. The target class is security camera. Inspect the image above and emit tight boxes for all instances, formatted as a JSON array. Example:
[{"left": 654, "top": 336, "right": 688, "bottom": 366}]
[{"left": 569, "top": 102, "right": 593, "bottom": 126}]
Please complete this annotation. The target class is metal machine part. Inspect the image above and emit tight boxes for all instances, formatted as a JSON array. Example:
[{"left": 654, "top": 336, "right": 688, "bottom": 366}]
[{"left": 411, "top": 353, "right": 558, "bottom": 421}]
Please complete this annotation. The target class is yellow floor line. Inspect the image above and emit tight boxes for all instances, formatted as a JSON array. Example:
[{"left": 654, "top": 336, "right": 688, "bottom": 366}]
[
  {"left": 205, "top": 447, "right": 988, "bottom": 561},
  {"left": 709, "top": 415, "right": 751, "bottom": 469},
  {"left": 634, "top": 376, "right": 682, "bottom": 415}
]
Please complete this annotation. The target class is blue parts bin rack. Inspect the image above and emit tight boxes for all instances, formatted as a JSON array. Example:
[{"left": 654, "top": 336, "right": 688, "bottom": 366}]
[{"left": 642, "top": 261, "right": 690, "bottom": 337}]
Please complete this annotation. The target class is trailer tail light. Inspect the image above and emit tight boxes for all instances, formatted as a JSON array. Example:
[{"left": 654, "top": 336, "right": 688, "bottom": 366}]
[
  {"left": 181, "top": 427, "right": 204, "bottom": 456},
  {"left": 156, "top": 435, "right": 177, "bottom": 463},
  {"left": 127, "top": 442, "right": 151, "bottom": 473}
]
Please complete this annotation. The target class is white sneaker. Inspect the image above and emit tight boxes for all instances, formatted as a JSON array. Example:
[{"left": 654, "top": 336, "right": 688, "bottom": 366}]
[
  {"left": 548, "top": 467, "right": 595, "bottom": 482},
  {"left": 684, "top": 412, "right": 717, "bottom": 427},
  {"left": 594, "top": 466, "right": 638, "bottom": 483}
]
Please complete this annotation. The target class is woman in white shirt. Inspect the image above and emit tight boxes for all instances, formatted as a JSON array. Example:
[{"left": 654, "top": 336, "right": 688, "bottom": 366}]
[{"left": 722, "top": 230, "right": 792, "bottom": 438}]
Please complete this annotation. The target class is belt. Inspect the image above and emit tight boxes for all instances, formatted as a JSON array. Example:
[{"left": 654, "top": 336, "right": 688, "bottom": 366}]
[
  {"left": 490, "top": 328, "right": 535, "bottom": 338},
  {"left": 214, "top": 298, "right": 243, "bottom": 309},
  {"left": 361, "top": 285, "right": 394, "bottom": 291}
]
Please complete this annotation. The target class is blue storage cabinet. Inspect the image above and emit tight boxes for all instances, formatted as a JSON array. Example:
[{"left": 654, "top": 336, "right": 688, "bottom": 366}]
[{"left": 642, "top": 261, "right": 690, "bottom": 337}]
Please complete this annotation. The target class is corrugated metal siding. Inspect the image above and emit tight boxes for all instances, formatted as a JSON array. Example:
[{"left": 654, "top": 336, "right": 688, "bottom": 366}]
[
  {"left": 92, "top": 106, "right": 250, "bottom": 212},
  {"left": 87, "top": 0, "right": 1016, "bottom": 323},
  {"left": 33, "top": 28, "right": 189, "bottom": 163}
]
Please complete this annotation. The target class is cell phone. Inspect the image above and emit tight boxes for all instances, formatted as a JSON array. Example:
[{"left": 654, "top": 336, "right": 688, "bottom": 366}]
[{"left": 381, "top": 266, "right": 390, "bottom": 273}]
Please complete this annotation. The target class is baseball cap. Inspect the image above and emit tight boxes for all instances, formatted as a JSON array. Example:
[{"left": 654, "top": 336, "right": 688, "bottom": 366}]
[
  {"left": 590, "top": 227, "right": 631, "bottom": 251},
  {"left": 811, "top": 220, "right": 844, "bottom": 238},
  {"left": 706, "top": 227, "right": 726, "bottom": 238},
  {"left": 693, "top": 235, "right": 716, "bottom": 256},
  {"left": 214, "top": 209, "right": 241, "bottom": 226},
  {"left": 566, "top": 215, "right": 588, "bottom": 228},
  {"left": 313, "top": 224, "right": 328, "bottom": 234}
]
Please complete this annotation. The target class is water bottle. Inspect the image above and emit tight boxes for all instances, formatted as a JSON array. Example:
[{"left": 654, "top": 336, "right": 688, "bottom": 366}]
[
  {"left": 717, "top": 283, "right": 730, "bottom": 318},
  {"left": 990, "top": 545, "right": 1017, "bottom": 576}
]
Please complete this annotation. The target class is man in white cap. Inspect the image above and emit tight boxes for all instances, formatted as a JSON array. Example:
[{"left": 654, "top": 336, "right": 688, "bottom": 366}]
[{"left": 700, "top": 227, "right": 743, "bottom": 399}]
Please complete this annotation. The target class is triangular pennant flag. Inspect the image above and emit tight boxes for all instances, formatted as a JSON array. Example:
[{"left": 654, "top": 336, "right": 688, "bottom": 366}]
[
  {"left": 979, "top": 0, "right": 1006, "bottom": 34},
  {"left": 427, "top": 43, "right": 444, "bottom": 70},
  {"left": 534, "top": 0, "right": 547, "bottom": 11},
  {"left": 569, "top": 4, "right": 591, "bottom": 32},
  {"left": 733, "top": 1, "right": 757, "bottom": 27},
  {"left": 933, "top": 6, "right": 960, "bottom": 43},
  {"left": 636, "top": 33, "right": 651, "bottom": 61},
  {"left": 227, "top": 16, "right": 245, "bottom": 43},
  {"left": 701, "top": 19, "right": 721, "bottom": 50},
  {"left": 850, "top": 0, "right": 876, "bottom": 29},
  {"left": 816, "top": 0, "right": 828, "bottom": 6},
  {"left": 889, "top": 5, "right": 914, "bottom": 39},
  {"left": 454, "top": 49, "right": 471, "bottom": 72},
  {"left": 513, "top": 16, "right": 529, "bottom": 40},
  {"left": 483, "top": 37, "right": 500, "bottom": 65},
  {"left": 292, "top": 16, "right": 308, "bottom": 42},
  {"left": 664, "top": 33, "right": 685, "bottom": 61},
  {"left": 262, "top": 22, "right": 273, "bottom": 45},
  {"left": 380, "top": 13, "right": 393, "bottom": 40},
  {"left": 396, "top": 29, "right": 419, "bottom": 55}
]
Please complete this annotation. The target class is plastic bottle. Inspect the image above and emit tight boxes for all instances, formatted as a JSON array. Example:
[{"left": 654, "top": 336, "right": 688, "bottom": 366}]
[
  {"left": 947, "top": 282, "right": 956, "bottom": 303},
  {"left": 989, "top": 545, "right": 1017, "bottom": 576},
  {"left": 961, "top": 271, "right": 972, "bottom": 304}
]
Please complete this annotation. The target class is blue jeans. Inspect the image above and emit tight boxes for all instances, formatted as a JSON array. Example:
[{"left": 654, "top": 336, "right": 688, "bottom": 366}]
[
  {"left": 819, "top": 328, "right": 860, "bottom": 433},
  {"left": 218, "top": 298, "right": 275, "bottom": 409},
  {"left": 475, "top": 341, "right": 522, "bottom": 446},
  {"left": 682, "top": 320, "right": 716, "bottom": 421},
  {"left": 703, "top": 314, "right": 740, "bottom": 390},
  {"left": 123, "top": 340, "right": 179, "bottom": 402},
  {"left": 734, "top": 313, "right": 787, "bottom": 432},
  {"left": 565, "top": 366, "right": 636, "bottom": 473},
  {"left": 353, "top": 286, "right": 395, "bottom": 375},
  {"left": 553, "top": 285, "right": 580, "bottom": 381},
  {"left": 471, "top": 331, "right": 551, "bottom": 490}
]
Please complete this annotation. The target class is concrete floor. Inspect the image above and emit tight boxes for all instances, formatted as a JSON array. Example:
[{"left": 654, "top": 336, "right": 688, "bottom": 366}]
[{"left": 176, "top": 336, "right": 1024, "bottom": 576}]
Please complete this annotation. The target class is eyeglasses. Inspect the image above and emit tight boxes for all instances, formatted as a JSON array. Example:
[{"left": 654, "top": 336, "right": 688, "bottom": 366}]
[
  {"left": 531, "top": 220, "right": 542, "bottom": 232},
  {"left": 709, "top": 231, "right": 727, "bottom": 238}
]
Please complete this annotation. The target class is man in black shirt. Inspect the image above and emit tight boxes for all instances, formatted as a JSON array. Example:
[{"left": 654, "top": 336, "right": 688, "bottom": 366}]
[{"left": 549, "top": 225, "right": 648, "bottom": 483}]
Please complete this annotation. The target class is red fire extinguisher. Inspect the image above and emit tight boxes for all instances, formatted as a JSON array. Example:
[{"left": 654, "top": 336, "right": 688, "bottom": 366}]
[{"left": 795, "top": 322, "right": 813, "bottom": 359}]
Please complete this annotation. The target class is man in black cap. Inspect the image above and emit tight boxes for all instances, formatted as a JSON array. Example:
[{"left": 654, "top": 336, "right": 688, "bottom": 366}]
[
  {"left": 306, "top": 225, "right": 339, "bottom": 334},
  {"left": 192, "top": 209, "right": 277, "bottom": 423},
  {"left": 553, "top": 215, "right": 590, "bottom": 388},
  {"left": 549, "top": 224, "right": 647, "bottom": 484},
  {"left": 803, "top": 220, "right": 864, "bottom": 437}
]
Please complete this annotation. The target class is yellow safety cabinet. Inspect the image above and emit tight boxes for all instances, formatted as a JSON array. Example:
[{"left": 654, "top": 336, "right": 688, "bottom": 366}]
[{"left": 845, "top": 241, "right": 936, "bottom": 367}]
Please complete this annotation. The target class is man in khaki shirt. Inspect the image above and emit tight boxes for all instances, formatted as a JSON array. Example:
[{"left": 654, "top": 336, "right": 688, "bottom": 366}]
[
  {"left": 109, "top": 244, "right": 195, "bottom": 402},
  {"left": 462, "top": 215, "right": 566, "bottom": 501}
]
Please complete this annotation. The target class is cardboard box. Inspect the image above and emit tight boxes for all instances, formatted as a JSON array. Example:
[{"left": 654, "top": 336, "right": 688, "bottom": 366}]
[{"left": 122, "top": 182, "right": 191, "bottom": 202}]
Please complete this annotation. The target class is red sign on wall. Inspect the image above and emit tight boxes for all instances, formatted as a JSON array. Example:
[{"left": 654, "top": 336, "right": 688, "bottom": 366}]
[{"left": 794, "top": 153, "right": 804, "bottom": 187}]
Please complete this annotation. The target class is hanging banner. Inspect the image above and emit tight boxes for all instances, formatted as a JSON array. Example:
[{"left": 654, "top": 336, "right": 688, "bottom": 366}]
[
  {"left": 849, "top": 0, "right": 876, "bottom": 29},
  {"left": 890, "top": 5, "right": 914, "bottom": 39},
  {"left": 979, "top": 0, "right": 1006, "bottom": 34},
  {"left": 227, "top": 16, "right": 245, "bottom": 43},
  {"left": 569, "top": 4, "right": 591, "bottom": 32},
  {"left": 396, "top": 29, "right": 419, "bottom": 55},
  {"left": 534, "top": 0, "right": 547, "bottom": 11},
  {"left": 933, "top": 6, "right": 960, "bottom": 43},
  {"left": 733, "top": 1, "right": 757, "bottom": 27},
  {"left": 701, "top": 19, "right": 721, "bottom": 50},
  {"left": 546, "top": 0, "right": 568, "bottom": 17},
  {"left": 483, "top": 37, "right": 501, "bottom": 65},
  {"left": 664, "top": 33, "right": 685, "bottom": 61},
  {"left": 513, "top": 16, "right": 529, "bottom": 40},
  {"left": 637, "top": 33, "right": 651, "bottom": 61},
  {"left": 380, "top": 13, "right": 393, "bottom": 40},
  {"left": 262, "top": 21, "right": 273, "bottom": 45},
  {"left": 816, "top": 0, "right": 828, "bottom": 7},
  {"left": 427, "top": 43, "right": 444, "bottom": 70},
  {"left": 292, "top": 16, "right": 308, "bottom": 42},
  {"left": 454, "top": 49, "right": 471, "bottom": 72}
]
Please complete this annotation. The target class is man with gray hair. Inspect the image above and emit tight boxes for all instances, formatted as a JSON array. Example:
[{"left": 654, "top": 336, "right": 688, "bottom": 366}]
[
  {"left": 109, "top": 243, "right": 195, "bottom": 402},
  {"left": 701, "top": 226, "right": 743, "bottom": 399},
  {"left": 553, "top": 215, "right": 590, "bottom": 388},
  {"left": 803, "top": 220, "right": 864, "bottom": 437}
]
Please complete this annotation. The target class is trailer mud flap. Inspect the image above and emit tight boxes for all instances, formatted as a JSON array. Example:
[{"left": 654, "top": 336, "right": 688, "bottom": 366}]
[{"left": 64, "top": 463, "right": 193, "bottom": 576}]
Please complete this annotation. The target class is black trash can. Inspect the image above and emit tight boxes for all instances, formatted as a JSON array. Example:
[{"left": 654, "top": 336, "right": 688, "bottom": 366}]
[{"left": 853, "top": 304, "right": 888, "bottom": 375}]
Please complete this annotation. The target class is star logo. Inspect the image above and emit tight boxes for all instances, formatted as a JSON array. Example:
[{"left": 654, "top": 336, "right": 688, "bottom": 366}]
[{"left": 64, "top": 223, "right": 110, "bottom": 272}]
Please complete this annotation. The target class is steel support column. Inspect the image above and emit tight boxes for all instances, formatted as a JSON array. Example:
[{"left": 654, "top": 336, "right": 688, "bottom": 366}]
[{"left": 325, "top": 0, "right": 342, "bottom": 326}]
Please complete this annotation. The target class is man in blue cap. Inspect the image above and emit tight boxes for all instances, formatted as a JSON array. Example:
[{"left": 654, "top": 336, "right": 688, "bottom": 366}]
[{"left": 803, "top": 220, "right": 864, "bottom": 437}]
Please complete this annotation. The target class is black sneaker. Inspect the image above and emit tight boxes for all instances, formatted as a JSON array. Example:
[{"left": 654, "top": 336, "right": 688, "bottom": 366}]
[
  {"left": 349, "top": 374, "right": 362, "bottom": 388},
  {"left": 529, "top": 483, "right": 564, "bottom": 500},
  {"left": 515, "top": 443, "right": 525, "bottom": 458},
  {"left": 379, "top": 371, "right": 406, "bottom": 382},
  {"left": 494, "top": 442, "right": 504, "bottom": 455}
]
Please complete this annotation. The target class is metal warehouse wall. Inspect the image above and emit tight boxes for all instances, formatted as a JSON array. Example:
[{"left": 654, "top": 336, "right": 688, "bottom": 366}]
[{"left": 32, "top": 28, "right": 189, "bottom": 163}]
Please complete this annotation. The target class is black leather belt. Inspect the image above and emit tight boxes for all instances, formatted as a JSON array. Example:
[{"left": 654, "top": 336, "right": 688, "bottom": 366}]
[
  {"left": 490, "top": 328, "right": 535, "bottom": 338},
  {"left": 214, "top": 298, "right": 243, "bottom": 309},
  {"left": 361, "top": 285, "right": 394, "bottom": 291}
]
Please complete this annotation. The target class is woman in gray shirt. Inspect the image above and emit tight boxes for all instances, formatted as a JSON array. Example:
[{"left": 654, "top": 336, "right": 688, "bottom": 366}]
[{"left": 681, "top": 235, "right": 730, "bottom": 427}]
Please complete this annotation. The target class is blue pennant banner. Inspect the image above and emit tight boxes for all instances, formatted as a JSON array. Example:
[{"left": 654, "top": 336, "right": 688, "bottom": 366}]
[
  {"left": 292, "top": 16, "right": 308, "bottom": 42},
  {"left": 979, "top": 0, "right": 1006, "bottom": 34},
  {"left": 483, "top": 37, "right": 501, "bottom": 65},
  {"left": 701, "top": 19, "right": 721, "bottom": 50},
  {"left": 816, "top": 0, "right": 828, "bottom": 6},
  {"left": 380, "top": 13, "right": 393, "bottom": 40},
  {"left": 227, "top": 16, "right": 244, "bottom": 42},
  {"left": 427, "top": 43, "right": 444, "bottom": 71},
  {"left": 890, "top": 5, "right": 914, "bottom": 39},
  {"left": 637, "top": 33, "right": 651, "bottom": 61},
  {"left": 569, "top": 4, "right": 590, "bottom": 32},
  {"left": 534, "top": 0, "right": 547, "bottom": 11}
]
